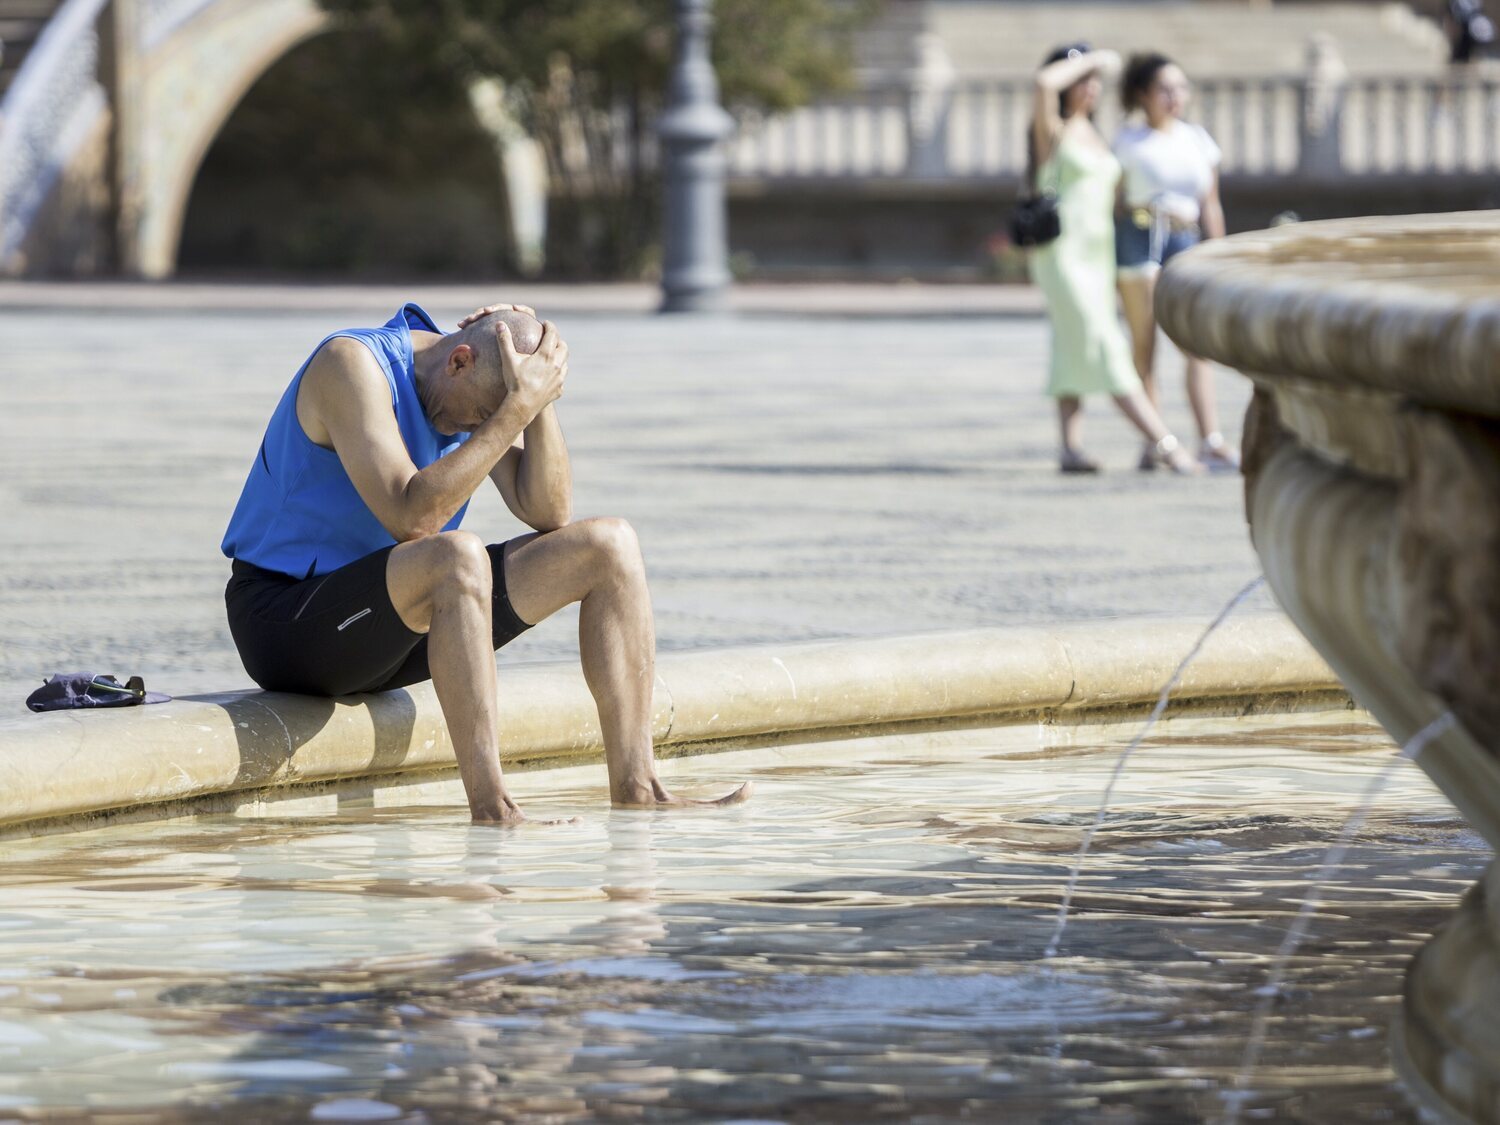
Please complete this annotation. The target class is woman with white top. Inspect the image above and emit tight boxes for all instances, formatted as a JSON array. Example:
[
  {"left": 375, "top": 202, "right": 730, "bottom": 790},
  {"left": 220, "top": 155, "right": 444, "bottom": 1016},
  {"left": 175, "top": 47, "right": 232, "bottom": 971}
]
[
  {"left": 1027, "top": 44, "right": 1198, "bottom": 475},
  {"left": 1113, "top": 53, "right": 1239, "bottom": 472}
]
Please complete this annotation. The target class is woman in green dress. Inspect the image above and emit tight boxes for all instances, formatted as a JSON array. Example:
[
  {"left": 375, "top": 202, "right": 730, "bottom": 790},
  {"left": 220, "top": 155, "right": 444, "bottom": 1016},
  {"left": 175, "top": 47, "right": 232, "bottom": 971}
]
[{"left": 1028, "top": 45, "right": 1198, "bottom": 474}]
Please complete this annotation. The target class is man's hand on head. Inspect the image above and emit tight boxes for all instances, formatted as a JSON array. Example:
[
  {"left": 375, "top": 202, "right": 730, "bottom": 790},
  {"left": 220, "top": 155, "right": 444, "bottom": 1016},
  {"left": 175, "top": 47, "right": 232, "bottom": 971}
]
[
  {"left": 458, "top": 302, "right": 536, "bottom": 329},
  {"left": 496, "top": 320, "right": 568, "bottom": 426}
]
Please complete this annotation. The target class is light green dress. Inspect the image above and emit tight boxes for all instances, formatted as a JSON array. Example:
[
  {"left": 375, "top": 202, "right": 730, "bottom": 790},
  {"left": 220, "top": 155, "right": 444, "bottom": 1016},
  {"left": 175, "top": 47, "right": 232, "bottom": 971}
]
[{"left": 1028, "top": 138, "right": 1142, "bottom": 398}]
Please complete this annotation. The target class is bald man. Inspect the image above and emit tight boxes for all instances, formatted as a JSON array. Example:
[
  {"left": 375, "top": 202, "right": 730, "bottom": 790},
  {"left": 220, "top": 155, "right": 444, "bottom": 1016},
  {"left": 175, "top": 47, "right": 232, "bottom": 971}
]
[{"left": 222, "top": 301, "right": 749, "bottom": 823}]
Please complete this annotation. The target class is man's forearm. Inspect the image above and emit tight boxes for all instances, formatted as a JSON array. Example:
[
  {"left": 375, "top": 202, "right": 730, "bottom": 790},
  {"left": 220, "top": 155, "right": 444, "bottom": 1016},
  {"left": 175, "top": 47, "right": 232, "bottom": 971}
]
[
  {"left": 398, "top": 400, "right": 533, "bottom": 539},
  {"left": 515, "top": 404, "right": 573, "bottom": 530}
]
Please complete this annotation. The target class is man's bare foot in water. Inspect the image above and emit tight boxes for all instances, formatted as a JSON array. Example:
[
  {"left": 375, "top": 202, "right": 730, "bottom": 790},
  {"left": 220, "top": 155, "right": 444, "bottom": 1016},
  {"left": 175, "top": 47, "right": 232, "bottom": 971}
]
[
  {"left": 468, "top": 776, "right": 749, "bottom": 823},
  {"left": 612, "top": 778, "right": 754, "bottom": 808},
  {"left": 469, "top": 794, "right": 580, "bottom": 827},
  {"left": 472, "top": 812, "right": 526, "bottom": 826},
  {"left": 471, "top": 810, "right": 582, "bottom": 827}
]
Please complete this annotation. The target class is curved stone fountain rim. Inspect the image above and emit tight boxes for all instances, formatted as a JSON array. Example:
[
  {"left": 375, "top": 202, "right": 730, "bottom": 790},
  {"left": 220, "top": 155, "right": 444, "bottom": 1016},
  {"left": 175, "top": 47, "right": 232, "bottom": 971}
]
[
  {"left": 0, "top": 615, "right": 1342, "bottom": 839},
  {"left": 1156, "top": 210, "right": 1500, "bottom": 418}
]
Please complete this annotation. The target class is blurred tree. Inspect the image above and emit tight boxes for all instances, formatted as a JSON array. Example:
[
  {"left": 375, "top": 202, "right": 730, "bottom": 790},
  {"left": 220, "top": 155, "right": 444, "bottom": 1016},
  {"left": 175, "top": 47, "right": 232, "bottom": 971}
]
[
  {"left": 319, "top": 0, "right": 879, "bottom": 277},
  {"left": 180, "top": 31, "right": 511, "bottom": 277}
]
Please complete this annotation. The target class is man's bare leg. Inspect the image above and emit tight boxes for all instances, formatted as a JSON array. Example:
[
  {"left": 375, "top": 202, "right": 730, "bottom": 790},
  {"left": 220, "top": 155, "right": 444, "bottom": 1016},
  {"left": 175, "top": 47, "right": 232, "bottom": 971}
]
[
  {"left": 502, "top": 518, "right": 751, "bottom": 808},
  {"left": 386, "top": 530, "right": 524, "bottom": 824}
]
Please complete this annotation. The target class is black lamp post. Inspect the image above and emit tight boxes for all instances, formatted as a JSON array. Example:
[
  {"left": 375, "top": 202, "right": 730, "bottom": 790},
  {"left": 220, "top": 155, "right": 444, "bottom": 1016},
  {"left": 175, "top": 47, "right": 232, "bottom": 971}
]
[{"left": 658, "top": 0, "right": 733, "bottom": 313}]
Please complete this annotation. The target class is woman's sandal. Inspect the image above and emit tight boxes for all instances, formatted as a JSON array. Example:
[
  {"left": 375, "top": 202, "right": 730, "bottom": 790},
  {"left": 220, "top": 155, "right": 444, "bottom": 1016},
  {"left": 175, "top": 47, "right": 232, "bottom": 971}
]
[
  {"left": 1137, "top": 439, "right": 1160, "bottom": 472},
  {"left": 1059, "top": 450, "right": 1102, "bottom": 474},
  {"left": 1155, "top": 434, "right": 1203, "bottom": 475},
  {"left": 1152, "top": 435, "right": 1200, "bottom": 477},
  {"left": 1198, "top": 431, "right": 1241, "bottom": 473}
]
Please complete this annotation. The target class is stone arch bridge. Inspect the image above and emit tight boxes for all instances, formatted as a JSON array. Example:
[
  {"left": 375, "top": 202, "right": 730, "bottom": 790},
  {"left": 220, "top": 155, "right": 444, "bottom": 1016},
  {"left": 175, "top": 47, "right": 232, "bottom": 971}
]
[{"left": 0, "top": 0, "right": 326, "bottom": 278}]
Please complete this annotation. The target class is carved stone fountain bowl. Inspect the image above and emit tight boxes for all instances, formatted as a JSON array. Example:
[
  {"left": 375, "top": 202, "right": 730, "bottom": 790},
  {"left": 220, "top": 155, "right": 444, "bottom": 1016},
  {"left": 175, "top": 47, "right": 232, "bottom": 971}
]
[{"left": 1157, "top": 209, "right": 1500, "bottom": 1124}]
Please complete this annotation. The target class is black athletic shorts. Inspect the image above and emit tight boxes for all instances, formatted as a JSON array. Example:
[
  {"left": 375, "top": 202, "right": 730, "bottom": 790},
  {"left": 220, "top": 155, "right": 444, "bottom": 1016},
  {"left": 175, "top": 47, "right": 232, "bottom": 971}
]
[{"left": 225, "top": 541, "right": 532, "bottom": 696}]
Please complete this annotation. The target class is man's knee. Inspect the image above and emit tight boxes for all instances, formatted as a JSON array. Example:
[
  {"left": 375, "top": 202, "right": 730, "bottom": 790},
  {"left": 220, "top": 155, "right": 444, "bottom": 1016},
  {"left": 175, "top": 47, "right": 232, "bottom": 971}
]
[
  {"left": 580, "top": 517, "right": 643, "bottom": 575},
  {"left": 424, "top": 530, "right": 493, "bottom": 601}
]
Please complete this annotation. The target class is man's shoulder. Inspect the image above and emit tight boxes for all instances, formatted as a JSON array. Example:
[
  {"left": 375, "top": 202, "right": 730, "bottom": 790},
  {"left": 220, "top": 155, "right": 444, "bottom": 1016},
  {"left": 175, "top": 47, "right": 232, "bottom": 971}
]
[
  {"left": 317, "top": 332, "right": 383, "bottom": 366},
  {"left": 307, "top": 335, "right": 390, "bottom": 389},
  {"left": 301, "top": 335, "right": 396, "bottom": 423}
]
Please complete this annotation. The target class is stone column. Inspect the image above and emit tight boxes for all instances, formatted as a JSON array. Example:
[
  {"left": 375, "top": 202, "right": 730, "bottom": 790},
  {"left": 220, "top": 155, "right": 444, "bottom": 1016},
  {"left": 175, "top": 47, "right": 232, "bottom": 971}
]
[
  {"left": 905, "top": 33, "right": 955, "bottom": 179},
  {"left": 658, "top": 0, "right": 734, "bottom": 314},
  {"left": 469, "top": 78, "right": 549, "bottom": 278},
  {"left": 1298, "top": 33, "right": 1347, "bottom": 178},
  {"left": 99, "top": 0, "right": 144, "bottom": 276}
]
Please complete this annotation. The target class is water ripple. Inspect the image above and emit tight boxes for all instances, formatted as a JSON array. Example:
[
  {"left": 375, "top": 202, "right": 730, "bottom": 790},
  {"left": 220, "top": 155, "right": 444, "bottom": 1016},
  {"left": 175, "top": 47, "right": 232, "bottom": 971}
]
[{"left": 0, "top": 712, "right": 1486, "bottom": 1122}]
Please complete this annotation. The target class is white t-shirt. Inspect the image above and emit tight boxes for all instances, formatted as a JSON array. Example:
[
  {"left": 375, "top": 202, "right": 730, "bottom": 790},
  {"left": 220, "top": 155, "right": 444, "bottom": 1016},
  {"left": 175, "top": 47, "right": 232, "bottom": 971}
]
[{"left": 1113, "top": 120, "right": 1221, "bottom": 222}]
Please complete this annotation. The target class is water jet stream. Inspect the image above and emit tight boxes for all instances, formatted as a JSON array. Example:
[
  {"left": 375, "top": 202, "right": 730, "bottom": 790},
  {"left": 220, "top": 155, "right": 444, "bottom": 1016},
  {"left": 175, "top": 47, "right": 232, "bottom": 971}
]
[
  {"left": 1043, "top": 575, "right": 1268, "bottom": 961},
  {"left": 1220, "top": 709, "right": 1458, "bottom": 1124}
]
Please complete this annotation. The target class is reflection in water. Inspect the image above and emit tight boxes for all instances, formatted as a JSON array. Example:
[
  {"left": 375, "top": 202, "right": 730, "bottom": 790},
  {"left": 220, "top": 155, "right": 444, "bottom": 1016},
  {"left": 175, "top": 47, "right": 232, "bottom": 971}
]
[
  {"left": 0, "top": 713, "right": 1488, "bottom": 1122},
  {"left": 1046, "top": 575, "right": 1267, "bottom": 961},
  {"left": 1224, "top": 710, "right": 1458, "bottom": 1124}
]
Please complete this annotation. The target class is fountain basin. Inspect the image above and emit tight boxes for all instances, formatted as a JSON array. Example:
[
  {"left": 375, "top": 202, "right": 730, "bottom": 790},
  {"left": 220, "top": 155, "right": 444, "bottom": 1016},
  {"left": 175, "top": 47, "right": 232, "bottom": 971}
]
[
  {"left": 0, "top": 617, "right": 1338, "bottom": 839},
  {"left": 1158, "top": 210, "right": 1500, "bottom": 1123},
  {"left": 0, "top": 709, "right": 1472, "bottom": 1120}
]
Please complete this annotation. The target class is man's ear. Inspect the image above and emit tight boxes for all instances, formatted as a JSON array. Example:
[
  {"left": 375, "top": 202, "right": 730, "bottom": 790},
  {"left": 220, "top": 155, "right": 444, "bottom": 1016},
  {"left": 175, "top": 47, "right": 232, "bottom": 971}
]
[{"left": 446, "top": 344, "right": 475, "bottom": 379}]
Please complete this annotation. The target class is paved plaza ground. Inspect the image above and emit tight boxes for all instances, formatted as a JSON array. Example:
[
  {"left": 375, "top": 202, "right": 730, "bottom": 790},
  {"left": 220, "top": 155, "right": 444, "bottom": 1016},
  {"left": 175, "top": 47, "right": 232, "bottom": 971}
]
[{"left": 0, "top": 283, "right": 1269, "bottom": 705}]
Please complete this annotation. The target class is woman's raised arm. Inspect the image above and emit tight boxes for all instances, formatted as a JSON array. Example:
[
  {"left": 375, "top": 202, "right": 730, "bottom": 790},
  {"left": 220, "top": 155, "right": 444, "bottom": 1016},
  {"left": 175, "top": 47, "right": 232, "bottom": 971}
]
[{"left": 1031, "top": 49, "right": 1119, "bottom": 170}]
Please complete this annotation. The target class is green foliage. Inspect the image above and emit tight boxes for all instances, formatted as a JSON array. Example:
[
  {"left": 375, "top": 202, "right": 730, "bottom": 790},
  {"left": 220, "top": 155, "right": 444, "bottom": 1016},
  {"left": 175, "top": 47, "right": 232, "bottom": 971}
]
[
  {"left": 187, "top": 30, "right": 487, "bottom": 187},
  {"left": 319, "top": 0, "right": 874, "bottom": 116},
  {"left": 714, "top": 0, "right": 875, "bottom": 112},
  {"left": 316, "top": 0, "right": 879, "bottom": 276},
  {"left": 179, "top": 33, "right": 511, "bottom": 277}
]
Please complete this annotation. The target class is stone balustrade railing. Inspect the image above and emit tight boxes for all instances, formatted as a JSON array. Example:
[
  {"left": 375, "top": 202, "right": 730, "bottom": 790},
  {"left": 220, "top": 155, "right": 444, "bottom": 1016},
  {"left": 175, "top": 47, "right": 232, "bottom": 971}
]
[{"left": 717, "top": 70, "right": 1500, "bottom": 183}]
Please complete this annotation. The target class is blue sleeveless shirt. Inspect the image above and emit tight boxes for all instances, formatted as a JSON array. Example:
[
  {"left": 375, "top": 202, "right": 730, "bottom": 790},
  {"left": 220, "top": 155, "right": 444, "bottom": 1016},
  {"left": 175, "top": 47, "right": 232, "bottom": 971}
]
[{"left": 221, "top": 303, "right": 470, "bottom": 578}]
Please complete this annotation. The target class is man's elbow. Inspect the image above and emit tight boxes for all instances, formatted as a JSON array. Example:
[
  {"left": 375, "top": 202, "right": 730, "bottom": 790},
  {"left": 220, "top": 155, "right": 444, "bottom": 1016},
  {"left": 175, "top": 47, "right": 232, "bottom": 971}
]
[
  {"left": 391, "top": 512, "right": 450, "bottom": 542},
  {"left": 390, "top": 481, "right": 451, "bottom": 542},
  {"left": 529, "top": 501, "right": 573, "bottom": 534},
  {"left": 533, "top": 512, "right": 572, "bottom": 535}
]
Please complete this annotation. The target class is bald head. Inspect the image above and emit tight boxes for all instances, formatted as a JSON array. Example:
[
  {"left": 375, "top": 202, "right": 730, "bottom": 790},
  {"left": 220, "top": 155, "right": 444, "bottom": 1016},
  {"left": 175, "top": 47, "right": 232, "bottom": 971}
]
[{"left": 453, "top": 309, "right": 543, "bottom": 387}]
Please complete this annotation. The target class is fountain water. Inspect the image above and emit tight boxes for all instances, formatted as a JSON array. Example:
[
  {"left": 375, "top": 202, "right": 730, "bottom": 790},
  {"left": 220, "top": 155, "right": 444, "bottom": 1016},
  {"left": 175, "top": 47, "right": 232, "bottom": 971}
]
[
  {"left": 1153, "top": 208, "right": 1500, "bottom": 1122},
  {"left": 1043, "top": 575, "right": 1268, "bottom": 961},
  {"left": 1221, "top": 710, "right": 1458, "bottom": 1124}
]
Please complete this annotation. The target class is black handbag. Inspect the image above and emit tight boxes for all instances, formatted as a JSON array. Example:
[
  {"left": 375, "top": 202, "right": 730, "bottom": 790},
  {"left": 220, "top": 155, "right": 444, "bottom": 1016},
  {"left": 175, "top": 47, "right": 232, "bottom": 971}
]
[{"left": 1009, "top": 194, "right": 1061, "bottom": 247}]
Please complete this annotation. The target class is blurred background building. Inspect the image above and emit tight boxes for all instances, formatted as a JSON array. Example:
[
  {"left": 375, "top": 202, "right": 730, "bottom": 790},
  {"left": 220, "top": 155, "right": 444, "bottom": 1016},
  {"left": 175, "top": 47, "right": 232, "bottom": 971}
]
[{"left": 1, "top": 0, "right": 1497, "bottom": 283}]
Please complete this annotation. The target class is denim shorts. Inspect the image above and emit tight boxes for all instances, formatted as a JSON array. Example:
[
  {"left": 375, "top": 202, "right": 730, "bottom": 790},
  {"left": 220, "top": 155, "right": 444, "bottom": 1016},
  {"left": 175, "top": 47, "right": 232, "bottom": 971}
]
[{"left": 1116, "top": 214, "right": 1201, "bottom": 277}]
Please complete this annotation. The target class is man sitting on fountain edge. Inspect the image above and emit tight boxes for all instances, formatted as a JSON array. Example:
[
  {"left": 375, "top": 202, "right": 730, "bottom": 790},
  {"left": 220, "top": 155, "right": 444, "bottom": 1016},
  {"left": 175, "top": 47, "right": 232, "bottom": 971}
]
[{"left": 220, "top": 300, "right": 750, "bottom": 823}]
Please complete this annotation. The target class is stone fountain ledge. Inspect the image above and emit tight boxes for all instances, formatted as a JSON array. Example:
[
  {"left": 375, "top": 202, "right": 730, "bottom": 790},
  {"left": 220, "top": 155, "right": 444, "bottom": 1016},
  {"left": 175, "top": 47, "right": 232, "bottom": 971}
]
[
  {"left": 1157, "top": 209, "right": 1500, "bottom": 819},
  {"left": 1156, "top": 210, "right": 1500, "bottom": 416},
  {"left": 1157, "top": 209, "right": 1500, "bottom": 1125},
  {"left": 0, "top": 615, "right": 1341, "bottom": 840}
]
